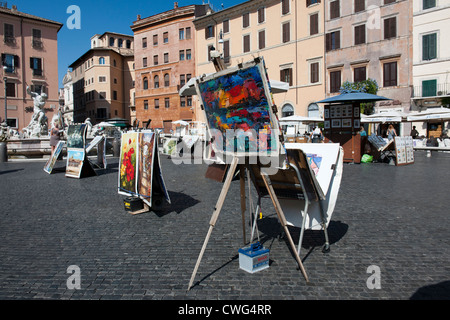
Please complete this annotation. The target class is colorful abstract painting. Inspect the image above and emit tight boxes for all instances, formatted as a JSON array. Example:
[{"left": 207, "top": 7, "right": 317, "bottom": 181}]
[
  {"left": 196, "top": 59, "right": 279, "bottom": 156},
  {"left": 119, "top": 132, "right": 138, "bottom": 196}
]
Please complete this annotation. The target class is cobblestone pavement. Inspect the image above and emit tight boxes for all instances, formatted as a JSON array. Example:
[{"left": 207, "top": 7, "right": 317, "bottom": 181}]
[{"left": 0, "top": 151, "right": 449, "bottom": 301}]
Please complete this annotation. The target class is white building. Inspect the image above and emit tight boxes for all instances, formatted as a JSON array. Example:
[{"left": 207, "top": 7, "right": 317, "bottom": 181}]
[{"left": 412, "top": 0, "right": 450, "bottom": 137}]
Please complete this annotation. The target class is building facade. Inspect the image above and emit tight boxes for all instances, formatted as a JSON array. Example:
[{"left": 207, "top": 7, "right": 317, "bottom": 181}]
[
  {"left": 131, "top": 3, "right": 206, "bottom": 132},
  {"left": 324, "top": 0, "right": 413, "bottom": 118},
  {"left": 69, "top": 32, "right": 135, "bottom": 124},
  {"left": 193, "top": 0, "right": 326, "bottom": 122},
  {"left": 0, "top": 4, "right": 63, "bottom": 131}
]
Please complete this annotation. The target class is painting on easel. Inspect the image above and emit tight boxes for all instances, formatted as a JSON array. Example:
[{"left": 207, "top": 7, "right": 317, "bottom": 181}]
[
  {"left": 137, "top": 132, "right": 155, "bottom": 205},
  {"left": 194, "top": 58, "right": 281, "bottom": 157},
  {"left": 118, "top": 132, "right": 138, "bottom": 196}
]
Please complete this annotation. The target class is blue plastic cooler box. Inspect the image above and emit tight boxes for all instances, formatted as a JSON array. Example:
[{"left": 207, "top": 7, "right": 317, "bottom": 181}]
[{"left": 238, "top": 242, "right": 270, "bottom": 273}]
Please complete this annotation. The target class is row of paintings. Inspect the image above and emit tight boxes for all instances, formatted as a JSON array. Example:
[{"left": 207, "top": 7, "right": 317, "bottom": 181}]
[
  {"left": 324, "top": 119, "right": 361, "bottom": 130},
  {"left": 118, "top": 131, "right": 170, "bottom": 208},
  {"left": 324, "top": 104, "right": 360, "bottom": 119}
]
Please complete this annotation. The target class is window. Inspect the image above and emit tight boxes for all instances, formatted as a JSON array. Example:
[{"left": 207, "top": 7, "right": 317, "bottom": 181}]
[
  {"left": 282, "top": 22, "right": 290, "bottom": 43},
  {"left": 155, "top": 99, "right": 159, "bottom": 109},
  {"left": 330, "top": 0, "right": 340, "bottom": 19},
  {"left": 153, "top": 35, "right": 158, "bottom": 46},
  {"left": 310, "top": 62, "right": 319, "bottom": 84},
  {"left": 113, "top": 91, "right": 118, "bottom": 100},
  {"left": 259, "top": 30, "right": 266, "bottom": 50},
  {"left": 208, "top": 45, "right": 214, "bottom": 61},
  {"left": 422, "top": 33, "right": 437, "bottom": 61},
  {"left": 164, "top": 53, "right": 169, "bottom": 64},
  {"left": 383, "top": 61, "right": 397, "bottom": 87},
  {"left": 164, "top": 73, "right": 170, "bottom": 87},
  {"left": 186, "top": 27, "right": 191, "bottom": 39},
  {"left": 306, "top": 0, "right": 320, "bottom": 7},
  {"left": 142, "top": 37, "right": 147, "bottom": 48},
  {"left": 187, "top": 96, "right": 192, "bottom": 106},
  {"left": 144, "top": 100, "right": 149, "bottom": 110},
  {"left": 110, "top": 37, "right": 115, "bottom": 47},
  {"left": 126, "top": 40, "right": 131, "bottom": 49},
  {"left": 179, "top": 50, "right": 185, "bottom": 61},
  {"left": 143, "top": 77, "right": 148, "bottom": 90},
  {"left": 165, "top": 97, "right": 170, "bottom": 108},
  {"left": 223, "top": 20, "right": 230, "bottom": 33},
  {"left": 423, "top": 0, "right": 436, "bottom": 10},
  {"left": 310, "top": 13, "right": 319, "bottom": 36},
  {"left": 6, "top": 82, "right": 15, "bottom": 97},
  {"left": 280, "top": 68, "right": 293, "bottom": 86},
  {"left": 99, "top": 57, "right": 105, "bottom": 64},
  {"left": 205, "top": 25, "right": 214, "bottom": 39},
  {"left": 243, "top": 13, "right": 250, "bottom": 28},
  {"left": 355, "top": 0, "right": 365, "bottom": 13},
  {"left": 422, "top": 79, "right": 437, "bottom": 97},
  {"left": 224, "top": 40, "right": 230, "bottom": 63},
  {"left": 99, "top": 76, "right": 106, "bottom": 83},
  {"left": 180, "top": 74, "right": 186, "bottom": 87},
  {"left": 243, "top": 34, "right": 250, "bottom": 53},
  {"left": 354, "top": 66, "right": 366, "bottom": 82},
  {"left": 258, "top": 7, "right": 265, "bottom": 23},
  {"left": 186, "top": 49, "right": 192, "bottom": 60},
  {"left": 282, "top": 104, "right": 294, "bottom": 118},
  {"left": 354, "top": 24, "right": 366, "bottom": 45},
  {"left": 384, "top": 0, "right": 396, "bottom": 4},
  {"left": 179, "top": 28, "right": 185, "bottom": 40},
  {"left": 1, "top": 54, "right": 19, "bottom": 73},
  {"left": 330, "top": 70, "right": 341, "bottom": 93},
  {"left": 181, "top": 96, "right": 186, "bottom": 107},
  {"left": 282, "top": 0, "right": 290, "bottom": 15},
  {"left": 143, "top": 57, "right": 147, "bottom": 67},
  {"left": 153, "top": 55, "right": 158, "bottom": 65},
  {"left": 4, "top": 23, "right": 14, "bottom": 44},
  {"left": 384, "top": 17, "right": 397, "bottom": 39},
  {"left": 163, "top": 32, "right": 169, "bottom": 43},
  {"left": 308, "top": 103, "right": 320, "bottom": 118},
  {"left": 154, "top": 75, "right": 159, "bottom": 88},
  {"left": 30, "top": 57, "right": 42, "bottom": 76},
  {"left": 97, "top": 108, "right": 107, "bottom": 119},
  {"left": 326, "top": 31, "right": 340, "bottom": 51},
  {"left": 32, "top": 29, "right": 42, "bottom": 48},
  {"left": 118, "top": 39, "right": 123, "bottom": 48}
]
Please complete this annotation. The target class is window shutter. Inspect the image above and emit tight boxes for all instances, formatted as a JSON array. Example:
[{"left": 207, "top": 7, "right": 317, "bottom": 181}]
[
  {"left": 335, "top": 31, "right": 340, "bottom": 49},
  {"left": 326, "top": 33, "right": 331, "bottom": 51},
  {"left": 423, "top": 34, "right": 429, "bottom": 60},
  {"left": 14, "top": 55, "right": 19, "bottom": 68},
  {"left": 429, "top": 33, "right": 437, "bottom": 60}
]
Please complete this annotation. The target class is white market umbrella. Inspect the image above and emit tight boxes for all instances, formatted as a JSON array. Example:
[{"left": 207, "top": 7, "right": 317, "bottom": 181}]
[
  {"left": 173, "top": 120, "right": 190, "bottom": 126},
  {"left": 407, "top": 107, "right": 450, "bottom": 121},
  {"left": 361, "top": 111, "right": 408, "bottom": 123},
  {"left": 279, "top": 115, "right": 324, "bottom": 125}
]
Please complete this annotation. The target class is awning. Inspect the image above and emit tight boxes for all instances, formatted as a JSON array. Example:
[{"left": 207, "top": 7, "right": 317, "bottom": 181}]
[
  {"left": 317, "top": 90, "right": 391, "bottom": 104},
  {"left": 361, "top": 111, "right": 408, "bottom": 123},
  {"left": 407, "top": 107, "right": 450, "bottom": 121},
  {"left": 279, "top": 115, "right": 324, "bottom": 125}
]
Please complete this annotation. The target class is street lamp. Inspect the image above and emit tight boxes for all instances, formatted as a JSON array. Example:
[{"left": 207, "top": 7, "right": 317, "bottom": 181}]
[{"left": 3, "top": 65, "right": 7, "bottom": 125}]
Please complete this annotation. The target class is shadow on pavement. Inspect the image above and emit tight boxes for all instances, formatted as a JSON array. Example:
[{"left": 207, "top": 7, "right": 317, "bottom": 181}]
[{"left": 410, "top": 281, "right": 450, "bottom": 300}]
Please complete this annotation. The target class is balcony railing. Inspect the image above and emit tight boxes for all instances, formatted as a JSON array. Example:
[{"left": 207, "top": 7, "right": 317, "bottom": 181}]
[
  {"left": 32, "top": 39, "right": 43, "bottom": 49},
  {"left": 413, "top": 83, "right": 450, "bottom": 98}
]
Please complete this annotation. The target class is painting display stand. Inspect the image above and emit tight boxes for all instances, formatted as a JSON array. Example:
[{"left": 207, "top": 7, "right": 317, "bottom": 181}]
[
  {"left": 43, "top": 141, "right": 66, "bottom": 174},
  {"left": 85, "top": 135, "right": 107, "bottom": 169},
  {"left": 118, "top": 131, "right": 171, "bottom": 213}
]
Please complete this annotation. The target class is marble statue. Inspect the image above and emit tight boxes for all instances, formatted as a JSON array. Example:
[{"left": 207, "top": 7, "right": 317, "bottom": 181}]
[{"left": 23, "top": 86, "right": 49, "bottom": 138}]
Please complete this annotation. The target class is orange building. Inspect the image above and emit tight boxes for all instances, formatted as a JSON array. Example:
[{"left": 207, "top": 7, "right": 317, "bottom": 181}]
[
  {"left": 0, "top": 4, "right": 63, "bottom": 131},
  {"left": 131, "top": 3, "right": 210, "bottom": 132}
]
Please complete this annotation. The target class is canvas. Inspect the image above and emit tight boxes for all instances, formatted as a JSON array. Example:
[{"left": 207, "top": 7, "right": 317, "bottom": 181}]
[
  {"left": 195, "top": 59, "right": 281, "bottom": 157},
  {"left": 137, "top": 132, "right": 156, "bottom": 205},
  {"left": 65, "top": 149, "right": 85, "bottom": 179},
  {"left": 44, "top": 141, "right": 65, "bottom": 174},
  {"left": 118, "top": 132, "right": 138, "bottom": 196},
  {"left": 67, "top": 124, "right": 87, "bottom": 149}
]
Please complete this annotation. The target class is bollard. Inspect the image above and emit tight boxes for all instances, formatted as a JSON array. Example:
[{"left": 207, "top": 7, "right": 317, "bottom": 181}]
[
  {"left": 113, "top": 138, "right": 120, "bottom": 157},
  {"left": 0, "top": 142, "right": 7, "bottom": 162}
]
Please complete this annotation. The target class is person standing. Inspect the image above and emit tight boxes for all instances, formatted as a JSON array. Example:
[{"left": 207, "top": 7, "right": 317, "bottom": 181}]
[
  {"left": 387, "top": 124, "right": 397, "bottom": 141},
  {"left": 410, "top": 126, "right": 419, "bottom": 139},
  {"left": 50, "top": 121, "right": 62, "bottom": 156}
]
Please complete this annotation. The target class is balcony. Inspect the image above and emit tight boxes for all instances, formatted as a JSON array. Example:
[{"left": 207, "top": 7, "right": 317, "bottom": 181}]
[
  {"left": 32, "top": 39, "right": 43, "bottom": 49},
  {"left": 413, "top": 82, "right": 450, "bottom": 99},
  {"left": 4, "top": 36, "right": 16, "bottom": 45}
]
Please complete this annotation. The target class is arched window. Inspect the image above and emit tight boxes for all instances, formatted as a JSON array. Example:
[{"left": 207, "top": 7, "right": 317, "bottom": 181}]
[
  {"left": 282, "top": 104, "right": 294, "bottom": 118},
  {"left": 118, "top": 39, "right": 123, "bottom": 48},
  {"left": 126, "top": 40, "right": 131, "bottom": 49},
  {"left": 99, "top": 57, "right": 105, "bottom": 65},
  {"left": 164, "top": 73, "right": 170, "bottom": 87},
  {"left": 308, "top": 103, "right": 320, "bottom": 118},
  {"left": 143, "top": 77, "right": 148, "bottom": 90},
  {"left": 154, "top": 75, "right": 159, "bottom": 88},
  {"left": 109, "top": 37, "right": 115, "bottom": 47}
]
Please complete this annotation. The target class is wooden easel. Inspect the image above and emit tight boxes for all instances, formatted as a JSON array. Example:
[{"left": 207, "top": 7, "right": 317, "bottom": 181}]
[{"left": 187, "top": 157, "right": 309, "bottom": 290}]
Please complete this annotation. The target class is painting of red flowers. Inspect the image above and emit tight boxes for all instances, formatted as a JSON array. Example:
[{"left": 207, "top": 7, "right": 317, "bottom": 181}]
[{"left": 119, "top": 132, "right": 138, "bottom": 196}]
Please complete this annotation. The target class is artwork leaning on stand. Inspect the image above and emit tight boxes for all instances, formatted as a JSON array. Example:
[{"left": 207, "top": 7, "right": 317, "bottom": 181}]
[{"left": 194, "top": 58, "right": 282, "bottom": 159}]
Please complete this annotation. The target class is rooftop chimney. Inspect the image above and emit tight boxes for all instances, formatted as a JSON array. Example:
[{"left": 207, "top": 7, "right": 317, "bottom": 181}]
[
  {"left": 174, "top": 2, "right": 178, "bottom": 9},
  {"left": 137, "top": 14, "right": 141, "bottom": 20}
]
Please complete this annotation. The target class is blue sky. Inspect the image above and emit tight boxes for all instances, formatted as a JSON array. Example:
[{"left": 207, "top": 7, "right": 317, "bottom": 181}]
[{"left": 16, "top": 0, "right": 244, "bottom": 88}]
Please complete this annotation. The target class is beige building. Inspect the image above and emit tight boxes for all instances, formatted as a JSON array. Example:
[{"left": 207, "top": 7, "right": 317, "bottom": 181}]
[
  {"left": 0, "top": 4, "right": 63, "bottom": 131},
  {"left": 69, "top": 32, "right": 135, "bottom": 124},
  {"left": 193, "top": 0, "right": 326, "bottom": 122},
  {"left": 324, "top": 0, "right": 413, "bottom": 118}
]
